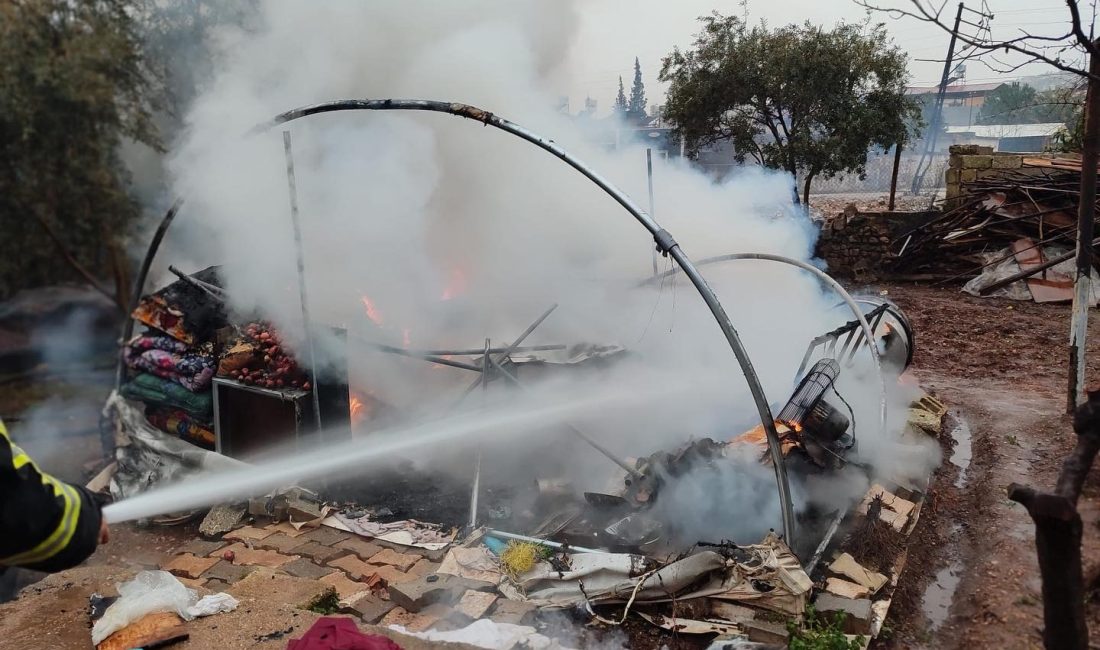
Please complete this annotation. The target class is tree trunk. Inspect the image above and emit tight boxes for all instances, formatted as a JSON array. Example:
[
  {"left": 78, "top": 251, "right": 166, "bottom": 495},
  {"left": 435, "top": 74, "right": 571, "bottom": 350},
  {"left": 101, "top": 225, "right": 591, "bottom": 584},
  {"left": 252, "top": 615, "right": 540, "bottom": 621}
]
[
  {"left": 802, "top": 172, "right": 816, "bottom": 209},
  {"left": 1008, "top": 390, "right": 1100, "bottom": 650},
  {"left": 789, "top": 165, "right": 801, "bottom": 206}
]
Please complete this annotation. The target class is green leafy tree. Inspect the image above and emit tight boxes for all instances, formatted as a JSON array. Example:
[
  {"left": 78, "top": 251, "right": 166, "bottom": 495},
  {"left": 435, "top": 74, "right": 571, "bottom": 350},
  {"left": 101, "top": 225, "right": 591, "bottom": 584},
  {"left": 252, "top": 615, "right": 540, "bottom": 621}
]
[
  {"left": 660, "top": 14, "right": 919, "bottom": 206},
  {"left": 628, "top": 57, "right": 647, "bottom": 123},
  {"left": 0, "top": 0, "right": 163, "bottom": 302},
  {"left": 614, "top": 75, "right": 628, "bottom": 113},
  {"left": 977, "top": 82, "right": 1042, "bottom": 124}
]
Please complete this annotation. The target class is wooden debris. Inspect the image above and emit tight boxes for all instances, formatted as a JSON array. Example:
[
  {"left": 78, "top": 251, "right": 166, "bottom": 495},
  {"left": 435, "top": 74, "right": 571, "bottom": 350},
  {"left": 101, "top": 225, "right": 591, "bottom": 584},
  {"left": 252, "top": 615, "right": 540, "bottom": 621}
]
[{"left": 96, "top": 612, "right": 187, "bottom": 650}]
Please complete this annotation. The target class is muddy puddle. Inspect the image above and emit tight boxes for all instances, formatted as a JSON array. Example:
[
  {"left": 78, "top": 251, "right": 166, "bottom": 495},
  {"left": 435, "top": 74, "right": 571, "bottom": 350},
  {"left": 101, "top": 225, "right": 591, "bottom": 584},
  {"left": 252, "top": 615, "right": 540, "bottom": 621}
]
[
  {"left": 948, "top": 415, "right": 972, "bottom": 488},
  {"left": 922, "top": 558, "right": 963, "bottom": 630}
]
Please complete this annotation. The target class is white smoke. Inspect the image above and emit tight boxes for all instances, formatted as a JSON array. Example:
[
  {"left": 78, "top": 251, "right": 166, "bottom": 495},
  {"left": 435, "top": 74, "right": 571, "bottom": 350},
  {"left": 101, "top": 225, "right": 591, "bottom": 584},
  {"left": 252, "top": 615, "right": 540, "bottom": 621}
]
[{"left": 148, "top": 1, "right": 935, "bottom": 543}]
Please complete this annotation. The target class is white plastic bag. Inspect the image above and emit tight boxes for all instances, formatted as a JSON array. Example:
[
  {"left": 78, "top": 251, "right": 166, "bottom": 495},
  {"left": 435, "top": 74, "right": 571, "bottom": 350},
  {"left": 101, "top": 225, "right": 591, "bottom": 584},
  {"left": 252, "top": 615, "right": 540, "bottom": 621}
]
[
  {"left": 186, "top": 592, "right": 239, "bottom": 617},
  {"left": 91, "top": 570, "right": 197, "bottom": 644}
]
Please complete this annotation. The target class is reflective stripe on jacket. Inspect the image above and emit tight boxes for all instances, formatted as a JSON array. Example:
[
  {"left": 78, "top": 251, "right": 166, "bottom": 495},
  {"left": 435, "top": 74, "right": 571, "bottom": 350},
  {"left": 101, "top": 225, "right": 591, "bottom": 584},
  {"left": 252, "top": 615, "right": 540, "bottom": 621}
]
[{"left": 0, "top": 419, "right": 101, "bottom": 571}]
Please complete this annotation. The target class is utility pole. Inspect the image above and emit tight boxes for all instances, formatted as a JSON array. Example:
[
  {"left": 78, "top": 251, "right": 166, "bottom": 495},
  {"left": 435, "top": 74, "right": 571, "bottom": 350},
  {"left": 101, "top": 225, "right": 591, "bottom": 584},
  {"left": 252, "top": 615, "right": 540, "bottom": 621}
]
[
  {"left": 1067, "top": 40, "right": 1100, "bottom": 412},
  {"left": 910, "top": 2, "right": 965, "bottom": 194}
]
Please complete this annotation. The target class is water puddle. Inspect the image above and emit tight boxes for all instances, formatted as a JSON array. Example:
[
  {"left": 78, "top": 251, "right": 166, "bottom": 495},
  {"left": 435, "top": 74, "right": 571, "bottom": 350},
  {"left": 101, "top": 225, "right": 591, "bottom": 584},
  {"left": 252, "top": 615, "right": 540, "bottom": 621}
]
[
  {"left": 921, "top": 557, "right": 963, "bottom": 631},
  {"left": 948, "top": 416, "right": 972, "bottom": 488}
]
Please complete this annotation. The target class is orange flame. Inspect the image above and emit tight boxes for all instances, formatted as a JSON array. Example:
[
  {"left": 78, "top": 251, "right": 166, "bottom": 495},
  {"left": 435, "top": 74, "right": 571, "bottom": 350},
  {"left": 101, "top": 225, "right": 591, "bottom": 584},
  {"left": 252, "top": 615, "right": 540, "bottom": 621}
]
[
  {"left": 349, "top": 394, "right": 372, "bottom": 424},
  {"left": 361, "top": 296, "right": 383, "bottom": 326},
  {"left": 440, "top": 267, "right": 468, "bottom": 301}
]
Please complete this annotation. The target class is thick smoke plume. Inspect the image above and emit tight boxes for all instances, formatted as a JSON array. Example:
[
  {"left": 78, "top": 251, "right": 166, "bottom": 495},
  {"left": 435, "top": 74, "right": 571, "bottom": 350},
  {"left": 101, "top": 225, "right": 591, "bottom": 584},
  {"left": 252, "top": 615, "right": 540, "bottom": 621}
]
[{"left": 150, "top": 1, "right": 937, "bottom": 543}]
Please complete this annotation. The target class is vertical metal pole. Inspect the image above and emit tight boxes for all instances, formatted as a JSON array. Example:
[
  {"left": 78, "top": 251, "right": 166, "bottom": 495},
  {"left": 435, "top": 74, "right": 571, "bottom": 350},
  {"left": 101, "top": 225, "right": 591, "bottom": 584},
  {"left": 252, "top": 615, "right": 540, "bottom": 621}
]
[
  {"left": 888, "top": 141, "right": 903, "bottom": 211},
  {"left": 911, "top": 2, "right": 964, "bottom": 194},
  {"left": 469, "top": 338, "right": 489, "bottom": 529},
  {"left": 1068, "top": 43, "right": 1100, "bottom": 412},
  {"left": 282, "top": 131, "right": 324, "bottom": 433},
  {"left": 647, "top": 148, "right": 658, "bottom": 276}
]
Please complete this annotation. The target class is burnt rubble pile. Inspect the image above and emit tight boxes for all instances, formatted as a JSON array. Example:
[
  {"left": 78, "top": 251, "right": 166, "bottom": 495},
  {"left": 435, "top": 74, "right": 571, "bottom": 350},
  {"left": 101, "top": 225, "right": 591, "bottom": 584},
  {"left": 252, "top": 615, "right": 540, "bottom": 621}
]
[
  {"left": 101, "top": 268, "right": 945, "bottom": 647},
  {"left": 816, "top": 147, "right": 1099, "bottom": 304}
]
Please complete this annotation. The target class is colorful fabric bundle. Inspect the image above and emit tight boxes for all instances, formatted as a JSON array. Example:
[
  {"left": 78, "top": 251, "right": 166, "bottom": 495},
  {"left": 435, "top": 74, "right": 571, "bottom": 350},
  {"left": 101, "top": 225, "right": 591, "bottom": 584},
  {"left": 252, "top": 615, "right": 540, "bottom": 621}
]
[
  {"left": 123, "top": 335, "right": 215, "bottom": 392},
  {"left": 145, "top": 407, "right": 215, "bottom": 450},
  {"left": 120, "top": 373, "right": 213, "bottom": 420},
  {"left": 131, "top": 266, "right": 227, "bottom": 345}
]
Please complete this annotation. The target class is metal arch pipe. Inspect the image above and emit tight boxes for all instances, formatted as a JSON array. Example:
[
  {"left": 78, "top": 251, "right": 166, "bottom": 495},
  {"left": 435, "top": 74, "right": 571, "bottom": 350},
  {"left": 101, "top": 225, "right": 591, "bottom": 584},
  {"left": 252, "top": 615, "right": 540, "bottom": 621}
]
[
  {"left": 641, "top": 252, "right": 889, "bottom": 437},
  {"left": 114, "top": 198, "right": 184, "bottom": 392},
  {"left": 129, "top": 99, "right": 797, "bottom": 543},
  {"left": 259, "top": 100, "right": 795, "bottom": 542}
]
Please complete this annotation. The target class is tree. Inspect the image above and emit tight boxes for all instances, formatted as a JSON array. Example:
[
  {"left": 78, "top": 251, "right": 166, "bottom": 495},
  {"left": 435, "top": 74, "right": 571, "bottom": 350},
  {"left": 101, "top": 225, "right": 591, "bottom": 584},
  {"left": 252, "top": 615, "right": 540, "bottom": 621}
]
[
  {"left": 660, "top": 14, "right": 918, "bottom": 206},
  {"left": 614, "top": 76, "right": 627, "bottom": 113},
  {"left": 629, "top": 57, "right": 647, "bottom": 122},
  {"left": 0, "top": 0, "right": 163, "bottom": 303},
  {"left": 977, "top": 83, "right": 1040, "bottom": 124}
]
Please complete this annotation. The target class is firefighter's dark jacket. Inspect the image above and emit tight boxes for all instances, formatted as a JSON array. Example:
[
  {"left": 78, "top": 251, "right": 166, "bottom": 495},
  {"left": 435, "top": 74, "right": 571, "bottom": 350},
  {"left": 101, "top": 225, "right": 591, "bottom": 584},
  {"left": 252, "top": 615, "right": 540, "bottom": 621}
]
[{"left": 0, "top": 419, "right": 102, "bottom": 572}]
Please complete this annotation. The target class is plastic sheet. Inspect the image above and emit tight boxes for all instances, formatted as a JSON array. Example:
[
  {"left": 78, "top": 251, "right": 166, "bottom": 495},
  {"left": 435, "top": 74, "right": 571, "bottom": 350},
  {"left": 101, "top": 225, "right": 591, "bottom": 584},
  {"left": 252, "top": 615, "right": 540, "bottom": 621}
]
[{"left": 91, "top": 571, "right": 196, "bottom": 645}]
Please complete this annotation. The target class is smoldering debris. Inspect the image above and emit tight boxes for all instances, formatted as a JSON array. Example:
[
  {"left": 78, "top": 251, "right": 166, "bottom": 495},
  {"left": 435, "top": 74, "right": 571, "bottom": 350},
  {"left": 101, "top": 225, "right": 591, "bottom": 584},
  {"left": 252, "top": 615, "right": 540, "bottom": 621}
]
[{"left": 103, "top": 246, "right": 947, "bottom": 646}]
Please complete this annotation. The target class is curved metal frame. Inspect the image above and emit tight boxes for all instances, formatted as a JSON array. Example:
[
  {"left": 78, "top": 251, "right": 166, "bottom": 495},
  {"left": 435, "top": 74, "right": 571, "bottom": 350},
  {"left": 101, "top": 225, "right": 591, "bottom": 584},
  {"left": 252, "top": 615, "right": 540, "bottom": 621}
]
[
  {"left": 641, "top": 252, "right": 889, "bottom": 437},
  {"left": 124, "top": 99, "right": 797, "bottom": 542}
]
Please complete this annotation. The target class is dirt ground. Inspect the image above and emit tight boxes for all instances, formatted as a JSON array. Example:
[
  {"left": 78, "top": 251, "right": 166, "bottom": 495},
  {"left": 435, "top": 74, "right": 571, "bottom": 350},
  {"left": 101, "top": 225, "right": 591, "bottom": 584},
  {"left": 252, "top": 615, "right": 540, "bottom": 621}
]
[
  {"left": 871, "top": 283, "right": 1100, "bottom": 649},
  {"left": 3, "top": 280, "right": 1100, "bottom": 648}
]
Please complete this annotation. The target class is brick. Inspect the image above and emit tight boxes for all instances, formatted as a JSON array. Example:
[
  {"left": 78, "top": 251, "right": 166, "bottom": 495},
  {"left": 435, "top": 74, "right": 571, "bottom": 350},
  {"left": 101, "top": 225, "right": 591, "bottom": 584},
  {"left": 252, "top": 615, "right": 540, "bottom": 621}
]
[
  {"left": 814, "top": 594, "right": 872, "bottom": 635},
  {"left": 948, "top": 155, "right": 963, "bottom": 168},
  {"left": 282, "top": 558, "right": 336, "bottom": 580},
  {"left": 825, "top": 577, "right": 870, "bottom": 599},
  {"left": 828, "top": 553, "right": 887, "bottom": 593},
  {"left": 301, "top": 526, "right": 349, "bottom": 546},
  {"left": 950, "top": 144, "right": 979, "bottom": 155},
  {"left": 489, "top": 599, "right": 537, "bottom": 625},
  {"left": 960, "top": 154, "right": 992, "bottom": 169},
  {"left": 175, "top": 539, "right": 226, "bottom": 557},
  {"left": 406, "top": 559, "right": 439, "bottom": 580},
  {"left": 255, "top": 533, "right": 309, "bottom": 554},
  {"left": 176, "top": 576, "right": 206, "bottom": 589},
  {"left": 976, "top": 145, "right": 994, "bottom": 155},
  {"left": 388, "top": 573, "right": 495, "bottom": 612},
  {"left": 944, "top": 168, "right": 960, "bottom": 184},
  {"left": 267, "top": 521, "right": 310, "bottom": 538},
  {"left": 163, "top": 553, "right": 219, "bottom": 579},
  {"left": 379, "top": 605, "right": 449, "bottom": 633},
  {"left": 320, "top": 571, "right": 368, "bottom": 600},
  {"left": 202, "top": 560, "right": 255, "bottom": 584},
  {"left": 455, "top": 590, "right": 496, "bottom": 620},
  {"left": 992, "top": 154, "right": 1023, "bottom": 169},
  {"left": 293, "top": 541, "right": 348, "bottom": 565},
  {"left": 223, "top": 525, "right": 274, "bottom": 542},
  {"left": 329, "top": 554, "right": 377, "bottom": 580},
  {"left": 364, "top": 564, "right": 409, "bottom": 586},
  {"left": 743, "top": 619, "right": 789, "bottom": 644},
  {"left": 379, "top": 607, "right": 416, "bottom": 629},
  {"left": 367, "top": 548, "right": 420, "bottom": 571},
  {"left": 203, "top": 578, "right": 230, "bottom": 592},
  {"left": 336, "top": 536, "right": 384, "bottom": 561},
  {"left": 372, "top": 538, "right": 450, "bottom": 562},
  {"left": 219, "top": 542, "right": 297, "bottom": 569},
  {"left": 341, "top": 592, "right": 397, "bottom": 624},
  {"left": 228, "top": 568, "right": 330, "bottom": 608},
  {"left": 959, "top": 168, "right": 977, "bottom": 182}
]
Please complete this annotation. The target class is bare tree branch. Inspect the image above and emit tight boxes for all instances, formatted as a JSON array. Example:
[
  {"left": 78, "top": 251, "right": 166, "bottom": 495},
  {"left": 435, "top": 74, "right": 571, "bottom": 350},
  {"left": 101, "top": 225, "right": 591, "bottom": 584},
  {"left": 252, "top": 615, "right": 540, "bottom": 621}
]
[
  {"left": 854, "top": 0, "right": 1100, "bottom": 83},
  {"left": 1066, "top": 0, "right": 1100, "bottom": 55}
]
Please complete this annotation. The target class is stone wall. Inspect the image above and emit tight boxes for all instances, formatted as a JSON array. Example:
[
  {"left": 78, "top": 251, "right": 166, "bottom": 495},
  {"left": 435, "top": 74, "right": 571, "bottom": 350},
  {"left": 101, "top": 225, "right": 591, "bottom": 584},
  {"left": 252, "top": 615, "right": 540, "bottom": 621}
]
[
  {"left": 944, "top": 145, "right": 1061, "bottom": 208},
  {"left": 815, "top": 207, "right": 939, "bottom": 280}
]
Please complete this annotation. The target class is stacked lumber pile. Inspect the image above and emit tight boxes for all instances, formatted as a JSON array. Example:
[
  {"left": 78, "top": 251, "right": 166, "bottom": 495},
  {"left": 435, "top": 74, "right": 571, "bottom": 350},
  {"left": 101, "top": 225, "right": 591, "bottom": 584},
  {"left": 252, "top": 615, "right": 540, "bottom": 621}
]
[{"left": 892, "top": 162, "right": 1097, "bottom": 279}]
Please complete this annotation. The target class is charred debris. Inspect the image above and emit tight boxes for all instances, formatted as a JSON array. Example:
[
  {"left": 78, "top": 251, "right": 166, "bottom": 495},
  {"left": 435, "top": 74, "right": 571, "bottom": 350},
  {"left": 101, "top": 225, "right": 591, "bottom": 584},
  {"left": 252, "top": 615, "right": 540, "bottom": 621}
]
[{"left": 100, "top": 263, "right": 946, "bottom": 647}]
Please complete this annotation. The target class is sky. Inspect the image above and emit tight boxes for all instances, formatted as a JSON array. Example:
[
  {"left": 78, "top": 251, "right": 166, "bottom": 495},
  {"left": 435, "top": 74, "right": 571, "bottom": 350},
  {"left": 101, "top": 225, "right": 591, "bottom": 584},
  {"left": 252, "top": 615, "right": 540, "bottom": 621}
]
[{"left": 560, "top": 0, "right": 1093, "bottom": 115}]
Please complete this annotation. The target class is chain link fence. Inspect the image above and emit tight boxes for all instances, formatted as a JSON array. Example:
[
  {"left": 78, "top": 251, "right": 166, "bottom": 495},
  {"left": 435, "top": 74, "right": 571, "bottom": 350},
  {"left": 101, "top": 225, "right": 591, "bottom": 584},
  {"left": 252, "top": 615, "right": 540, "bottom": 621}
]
[{"left": 806, "top": 151, "right": 949, "bottom": 197}]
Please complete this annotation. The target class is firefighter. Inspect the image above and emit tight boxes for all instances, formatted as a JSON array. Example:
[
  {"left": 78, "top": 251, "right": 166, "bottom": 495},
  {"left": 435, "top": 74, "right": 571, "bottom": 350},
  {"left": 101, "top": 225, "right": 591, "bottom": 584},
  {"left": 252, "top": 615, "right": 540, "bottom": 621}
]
[{"left": 0, "top": 418, "right": 108, "bottom": 572}]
